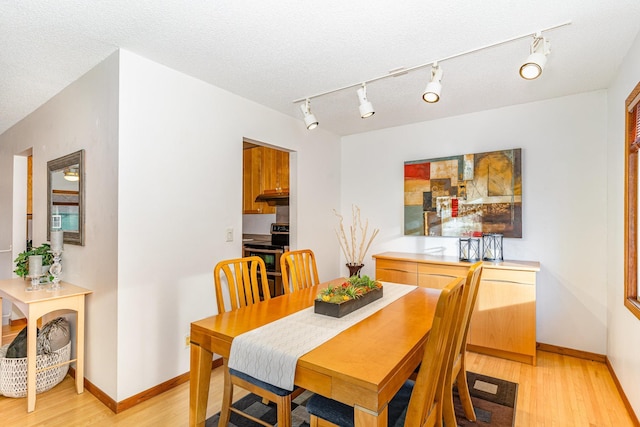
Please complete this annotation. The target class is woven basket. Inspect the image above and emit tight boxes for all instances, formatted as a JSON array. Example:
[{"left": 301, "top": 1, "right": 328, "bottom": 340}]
[{"left": 0, "top": 341, "right": 71, "bottom": 398}]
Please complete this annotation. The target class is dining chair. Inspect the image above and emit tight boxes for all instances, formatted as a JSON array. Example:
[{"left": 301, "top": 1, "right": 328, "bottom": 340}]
[
  {"left": 442, "top": 261, "right": 483, "bottom": 425},
  {"left": 280, "top": 249, "right": 320, "bottom": 293},
  {"left": 306, "top": 277, "right": 466, "bottom": 427},
  {"left": 214, "top": 256, "right": 300, "bottom": 427},
  {"left": 407, "top": 261, "right": 484, "bottom": 424}
]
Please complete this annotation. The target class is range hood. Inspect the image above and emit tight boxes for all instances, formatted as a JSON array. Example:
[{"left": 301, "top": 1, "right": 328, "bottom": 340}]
[{"left": 255, "top": 191, "right": 289, "bottom": 206}]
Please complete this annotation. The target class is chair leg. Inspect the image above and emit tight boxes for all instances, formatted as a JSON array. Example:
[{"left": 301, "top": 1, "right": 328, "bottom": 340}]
[
  {"left": 456, "top": 355, "right": 477, "bottom": 422},
  {"left": 442, "top": 389, "right": 456, "bottom": 427},
  {"left": 275, "top": 395, "right": 292, "bottom": 427},
  {"left": 219, "top": 360, "right": 233, "bottom": 426}
]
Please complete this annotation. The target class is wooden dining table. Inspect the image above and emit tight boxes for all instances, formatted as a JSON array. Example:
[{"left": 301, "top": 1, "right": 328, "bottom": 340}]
[{"left": 189, "top": 278, "right": 448, "bottom": 427}]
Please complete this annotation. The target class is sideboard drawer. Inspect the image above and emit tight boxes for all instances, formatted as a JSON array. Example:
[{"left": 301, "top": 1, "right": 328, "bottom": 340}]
[
  {"left": 376, "top": 259, "right": 417, "bottom": 274},
  {"left": 376, "top": 258, "right": 418, "bottom": 285},
  {"left": 377, "top": 268, "right": 417, "bottom": 286},
  {"left": 482, "top": 267, "right": 536, "bottom": 285},
  {"left": 418, "top": 263, "right": 468, "bottom": 278}
]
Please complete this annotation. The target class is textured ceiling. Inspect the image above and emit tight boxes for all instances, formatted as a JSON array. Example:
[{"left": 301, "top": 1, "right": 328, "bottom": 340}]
[{"left": 1, "top": 1, "right": 639, "bottom": 137}]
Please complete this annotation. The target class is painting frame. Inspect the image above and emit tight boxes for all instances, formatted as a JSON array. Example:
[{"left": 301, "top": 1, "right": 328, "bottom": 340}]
[{"left": 404, "top": 148, "right": 522, "bottom": 238}]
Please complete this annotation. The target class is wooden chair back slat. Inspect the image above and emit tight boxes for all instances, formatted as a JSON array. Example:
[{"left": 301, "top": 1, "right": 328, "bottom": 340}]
[
  {"left": 214, "top": 256, "right": 271, "bottom": 314},
  {"left": 280, "top": 249, "right": 320, "bottom": 293}
]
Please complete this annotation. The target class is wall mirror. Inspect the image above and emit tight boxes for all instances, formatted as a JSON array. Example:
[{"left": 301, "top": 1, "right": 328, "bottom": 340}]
[{"left": 47, "top": 149, "right": 85, "bottom": 246}]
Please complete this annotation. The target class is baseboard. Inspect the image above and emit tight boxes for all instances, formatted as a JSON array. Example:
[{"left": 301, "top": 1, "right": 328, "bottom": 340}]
[
  {"left": 9, "top": 318, "right": 26, "bottom": 327},
  {"left": 536, "top": 342, "right": 606, "bottom": 363},
  {"left": 605, "top": 357, "right": 640, "bottom": 427},
  {"left": 73, "top": 357, "right": 224, "bottom": 413},
  {"left": 117, "top": 371, "right": 191, "bottom": 413},
  {"left": 467, "top": 344, "right": 535, "bottom": 365}
]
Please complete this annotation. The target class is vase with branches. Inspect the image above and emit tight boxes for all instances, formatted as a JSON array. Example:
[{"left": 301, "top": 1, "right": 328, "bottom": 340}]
[{"left": 334, "top": 205, "right": 380, "bottom": 277}]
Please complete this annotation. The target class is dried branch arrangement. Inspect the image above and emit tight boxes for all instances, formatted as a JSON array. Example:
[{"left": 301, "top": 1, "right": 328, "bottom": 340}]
[{"left": 334, "top": 205, "right": 380, "bottom": 266}]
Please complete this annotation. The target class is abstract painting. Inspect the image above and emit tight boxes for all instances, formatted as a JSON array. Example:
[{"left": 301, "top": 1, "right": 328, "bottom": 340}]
[{"left": 404, "top": 148, "right": 522, "bottom": 238}]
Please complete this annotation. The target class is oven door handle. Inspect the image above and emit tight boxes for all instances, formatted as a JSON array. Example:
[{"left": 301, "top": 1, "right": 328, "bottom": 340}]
[{"left": 244, "top": 248, "right": 283, "bottom": 255}]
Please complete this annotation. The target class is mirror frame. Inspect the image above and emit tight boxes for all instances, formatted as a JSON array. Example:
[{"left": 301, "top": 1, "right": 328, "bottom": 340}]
[{"left": 47, "top": 149, "right": 85, "bottom": 246}]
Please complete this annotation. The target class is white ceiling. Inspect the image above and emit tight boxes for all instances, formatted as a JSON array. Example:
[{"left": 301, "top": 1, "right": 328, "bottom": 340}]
[{"left": 1, "top": 1, "right": 639, "bottom": 137}]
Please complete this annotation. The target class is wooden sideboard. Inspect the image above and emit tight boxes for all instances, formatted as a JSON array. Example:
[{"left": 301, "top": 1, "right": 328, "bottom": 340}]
[{"left": 373, "top": 252, "right": 540, "bottom": 365}]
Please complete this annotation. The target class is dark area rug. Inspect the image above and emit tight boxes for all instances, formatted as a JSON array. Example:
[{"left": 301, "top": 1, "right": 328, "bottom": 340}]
[
  {"left": 454, "top": 371, "right": 518, "bottom": 426},
  {"left": 206, "top": 371, "right": 517, "bottom": 427},
  {"left": 206, "top": 390, "right": 312, "bottom": 427}
]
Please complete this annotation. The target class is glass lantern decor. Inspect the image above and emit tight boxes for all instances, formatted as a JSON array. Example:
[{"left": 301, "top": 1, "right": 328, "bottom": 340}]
[
  {"left": 482, "top": 233, "right": 504, "bottom": 261},
  {"left": 459, "top": 237, "right": 481, "bottom": 262}
]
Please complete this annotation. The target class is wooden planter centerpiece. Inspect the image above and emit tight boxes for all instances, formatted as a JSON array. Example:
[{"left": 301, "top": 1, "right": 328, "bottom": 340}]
[{"left": 314, "top": 276, "right": 383, "bottom": 318}]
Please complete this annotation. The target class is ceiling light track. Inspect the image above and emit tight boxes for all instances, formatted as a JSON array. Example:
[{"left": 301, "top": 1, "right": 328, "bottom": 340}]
[{"left": 294, "top": 21, "right": 571, "bottom": 129}]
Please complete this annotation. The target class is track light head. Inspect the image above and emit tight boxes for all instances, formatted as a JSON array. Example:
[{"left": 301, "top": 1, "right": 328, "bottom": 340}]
[
  {"left": 357, "top": 84, "right": 375, "bottom": 118},
  {"left": 300, "top": 99, "right": 319, "bottom": 130},
  {"left": 422, "top": 63, "right": 443, "bottom": 103},
  {"left": 520, "top": 34, "right": 550, "bottom": 80}
]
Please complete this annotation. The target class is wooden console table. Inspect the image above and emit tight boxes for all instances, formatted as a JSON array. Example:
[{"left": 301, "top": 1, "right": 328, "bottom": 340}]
[
  {"left": 373, "top": 252, "right": 540, "bottom": 365},
  {"left": 0, "top": 278, "right": 92, "bottom": 412}
]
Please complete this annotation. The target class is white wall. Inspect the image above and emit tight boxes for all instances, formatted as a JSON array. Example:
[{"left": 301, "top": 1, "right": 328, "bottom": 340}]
[
  {"left": 8, "top": 156, "right": 28, "bottom": 323},
  {"left": 606, "top": 30, "right": 640, "bottom": 416},
  {"left": 11, "top": 156, "right": 27, "bottom": 268},
  {"left": 342, "top": 91, "right": 609, "bottom": 355},
  {"left": 0, "top": 52, "right": 120, "bottom": 396},
  {"left": 116, "top": 50, "right": 342, "bottom": 400}
]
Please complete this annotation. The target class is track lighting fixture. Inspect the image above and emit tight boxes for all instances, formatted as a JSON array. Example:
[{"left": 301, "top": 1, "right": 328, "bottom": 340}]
[
  {"left": 300, "top": 99, "right": 318, "bottom": 130},
  {"left": 422, "top": 63, "right": 443, "bottom": 103},
  {"left": 293, "top": 22, "right": 570, "bottom": 128},
  {"left": 519, "top": 33, "right": 551, "bottom": 80},
  {"left": 357, "top": 84, "right": 375, "bottom": 118}
]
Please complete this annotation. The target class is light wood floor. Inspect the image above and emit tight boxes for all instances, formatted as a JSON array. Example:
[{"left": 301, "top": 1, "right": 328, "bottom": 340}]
[{"left": 0, "top": 350, "right": 634, "bottom": 427}]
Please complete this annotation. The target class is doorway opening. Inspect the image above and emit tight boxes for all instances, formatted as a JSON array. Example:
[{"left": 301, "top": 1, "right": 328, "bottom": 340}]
[{"left": 241, "top": 139, "right": 293, "bottom": 296}]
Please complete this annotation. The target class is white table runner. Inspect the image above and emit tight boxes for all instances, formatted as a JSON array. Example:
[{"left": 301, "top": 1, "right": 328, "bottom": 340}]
[{"left": 227, "top": 282, "right": 416, "bottom": 391}]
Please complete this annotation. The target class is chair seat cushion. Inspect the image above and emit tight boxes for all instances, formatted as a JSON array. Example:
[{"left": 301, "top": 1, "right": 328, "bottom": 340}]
[
  {"left": 306, "top": 379, "right": 415, "bottom": 427},
  {"left": 229, "top": 368, "right": 293, "bottom": 397}
]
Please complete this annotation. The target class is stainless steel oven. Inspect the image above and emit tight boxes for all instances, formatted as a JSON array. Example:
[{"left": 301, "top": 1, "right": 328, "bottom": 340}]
[
  {"left": 243, "top": 223, "right": 289, "bottom": 297},
  {"left": 244, "top": 247, "right": 281, "bottom": 272},
  {"left": 243, "top": 246, "right": 282, "bottom": 297}
]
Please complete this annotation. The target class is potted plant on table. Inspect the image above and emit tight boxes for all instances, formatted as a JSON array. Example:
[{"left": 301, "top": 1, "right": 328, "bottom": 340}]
[
  {"left": 315, "top": 275, "right": 383, "bottom": 318},
  {"left": 13, "top": 243, "right": 54, "bottom": 281}
]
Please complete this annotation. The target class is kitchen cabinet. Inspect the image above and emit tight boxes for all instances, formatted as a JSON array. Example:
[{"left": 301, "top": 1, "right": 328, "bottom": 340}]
[
  {"left": 243, "top": 146, "right": 289, "bottom": 214},
  {"left": 243, "top": 147, "right": 263, "bottom": 213},
  {"left": 373, "top": 252, "right": 540, "bottom": 365}
]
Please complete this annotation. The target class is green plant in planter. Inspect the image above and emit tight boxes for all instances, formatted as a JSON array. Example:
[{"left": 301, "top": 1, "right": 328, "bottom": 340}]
[
  {"left": 14, "top": 243, "right": 54, "bottom": 279},
  {"left": 316, "top": 275, "right": 382, "bottom": 304}
]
